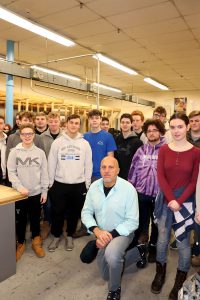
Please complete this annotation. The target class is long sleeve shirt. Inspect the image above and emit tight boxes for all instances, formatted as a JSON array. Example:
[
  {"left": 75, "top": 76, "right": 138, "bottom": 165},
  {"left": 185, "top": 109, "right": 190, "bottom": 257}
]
[
  {"left": 81, "top": 176, "right": 139, "bottom": 236},
  {"left": 196, "top": 164, "right": 200, "bottom": 213},
  {"left": 157, "top": 144, "right": 200, "bottom": 205}
]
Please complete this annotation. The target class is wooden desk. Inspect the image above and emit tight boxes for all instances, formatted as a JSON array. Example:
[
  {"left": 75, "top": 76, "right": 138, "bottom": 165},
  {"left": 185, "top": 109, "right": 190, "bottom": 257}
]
[{"left": 0, "top": 185, "right": 25, "bottom": 282}]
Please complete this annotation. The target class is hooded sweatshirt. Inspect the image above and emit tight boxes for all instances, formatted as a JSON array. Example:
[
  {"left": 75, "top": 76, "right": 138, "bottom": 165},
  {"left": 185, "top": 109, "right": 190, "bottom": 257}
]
[
  {"left": 7, "top": 143, "right": 49, "bottom": 197},
  {"left": 128, "top": 137, "right": 165, "bottom": 197},
  {"left": 6, "top": 130, "right": 40, "bottom": 160},
  {"left": 48, "top": 132, "right": 92, "bottom": 189},
  {"left": 115, "top": 131, "right": 143, "bottom": 180}
]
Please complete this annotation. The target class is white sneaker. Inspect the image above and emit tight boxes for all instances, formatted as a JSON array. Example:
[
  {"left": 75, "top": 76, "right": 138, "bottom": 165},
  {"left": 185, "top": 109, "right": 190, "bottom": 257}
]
[
  {"left": 48, "top": 237, "right": 60, "bottom": 252},
  {"left": 65, "top": 236, "right": 74, "bottom": 251}
]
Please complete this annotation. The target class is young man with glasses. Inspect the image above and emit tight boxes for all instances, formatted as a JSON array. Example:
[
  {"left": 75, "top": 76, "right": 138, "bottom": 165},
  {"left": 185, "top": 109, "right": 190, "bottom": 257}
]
[
  {"left": 153, "top": 106, "right": 172, "bottom": 144},
  {"left": 128, "top": 119, "right": 166, "bottom": 263},
  {"left": 7, "top": 124, "right": 49, "bottom": 261}
]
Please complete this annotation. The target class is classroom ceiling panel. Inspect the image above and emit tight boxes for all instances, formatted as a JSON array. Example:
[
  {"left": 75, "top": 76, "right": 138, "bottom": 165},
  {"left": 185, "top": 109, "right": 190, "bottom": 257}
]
[
  {"left": 107, "top": 2, "right": 179, "bottom": 29},
  {"left": 0, "top": 0, "right": 200, "bottom": 94}
]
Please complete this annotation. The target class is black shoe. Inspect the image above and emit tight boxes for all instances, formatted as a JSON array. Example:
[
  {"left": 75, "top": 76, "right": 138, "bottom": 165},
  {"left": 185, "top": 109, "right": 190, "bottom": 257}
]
[
  {"left": 106, "top": 287, "right": 121, "bottom": 300},
  {"left": 191, "top": 243, "right": 200, "bottom": 257},
  {"left": 72, "top": 226, "right": 89, "bottom": 238},
  {"left": 170, "top": 240, "right": 177, "bottom": 250},
  {"left": 148, "top": 244, "right": 156, "bottom": 263},
  {"left": 136, "top": 244, "right": 148, "bottom": 269},
  {"left": 169, "top": 269, "right": 187, "bottom": 300}
]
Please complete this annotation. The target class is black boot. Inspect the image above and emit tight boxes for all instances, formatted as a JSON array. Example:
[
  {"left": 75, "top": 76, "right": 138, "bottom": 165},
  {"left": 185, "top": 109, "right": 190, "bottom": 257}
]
[
  {"left": 151, "top": 261, "right": 166, "bottom": 294},
  {"left": 148, "top": 244, "right": 156, "bottom": 263},
  {"left": 136, "top": 244, "right": 148, "bottom": 269},
  {"left": 168, "top": 269, "right": 187, "bottom": 300}
]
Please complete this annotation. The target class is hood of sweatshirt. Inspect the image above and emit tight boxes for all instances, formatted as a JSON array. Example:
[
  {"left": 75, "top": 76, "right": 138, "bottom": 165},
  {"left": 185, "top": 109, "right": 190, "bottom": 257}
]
[
  {"left": 62, "top": 132, "right": 83, "bottom": 140},
  {"left": 118, "top": 131, "right": 138, "bottom": 141},
  {"left": 146, "top": 136, "right": 166, "bottom": 150},
  {"left": 15, "top": 142, "right": 37, "bottom": 151}
]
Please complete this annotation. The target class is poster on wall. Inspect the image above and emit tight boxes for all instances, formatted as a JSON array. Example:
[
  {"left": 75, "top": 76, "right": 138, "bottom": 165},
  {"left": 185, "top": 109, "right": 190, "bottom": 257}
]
[{"left": 174, "top": 97, "right": 187, "bottom": 113}]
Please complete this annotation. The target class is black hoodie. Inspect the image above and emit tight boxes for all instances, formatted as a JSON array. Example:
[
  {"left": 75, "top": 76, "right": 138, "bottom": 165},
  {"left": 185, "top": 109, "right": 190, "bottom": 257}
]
[{"left": 115, "top": 131, "right": 143, "bottom": 180}]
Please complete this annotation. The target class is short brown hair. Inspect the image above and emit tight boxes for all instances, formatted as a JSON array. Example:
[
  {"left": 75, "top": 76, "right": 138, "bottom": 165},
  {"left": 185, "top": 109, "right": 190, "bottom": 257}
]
[
  {"left": 47, "top": 112, "right": 60, "bottom": 120},
  {"left": 19, "top": 111, "right": 35, "bottom": 121},
  {"left": 142, "top": 119, "right": 166, "bottom": 136},
  {"left": 120, "top": 113, "right": 133, "bottom": 123},
  {"left": 102, "top": 117, "right": 109, "bottom": 123},
  {"left": 131, "top": 110, "right": 144, "bottom": 121},
  {"left": 19, "top": 124, "right": 35, "bottom": 133},
  {"left": 188, "top": 110, "right": 200, "bottom": 119},
  {"left": 153, "top": 106, "right": 167, "bottom": 117},
  {"left": 35, "top": 112, "right": 47, "bottom": 118},
  {"left": 88, "top": 109, "right": 102, "bottom": 118},
  {"left": 67, "top": 114, "right": 81, "bottom": 123}
]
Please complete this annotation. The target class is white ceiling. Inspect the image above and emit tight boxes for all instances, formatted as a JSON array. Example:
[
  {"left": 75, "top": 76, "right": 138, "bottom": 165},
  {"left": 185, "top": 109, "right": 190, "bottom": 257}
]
[{"left": 0, "top": 0, "right": 200, "bottom": 94}]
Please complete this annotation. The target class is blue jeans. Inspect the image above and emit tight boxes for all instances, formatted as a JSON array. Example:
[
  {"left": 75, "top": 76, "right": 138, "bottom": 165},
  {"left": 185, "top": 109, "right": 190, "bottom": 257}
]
[
  {"left": 96, "top": 234, "right": 140, "bottom": 291},
  {"left": 156, "top": 204, "right": 191, "bottom": 272}
]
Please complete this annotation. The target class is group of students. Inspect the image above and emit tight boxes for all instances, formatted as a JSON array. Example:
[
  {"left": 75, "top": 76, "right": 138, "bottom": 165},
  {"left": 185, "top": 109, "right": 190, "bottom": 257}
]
[{"left": 0, "top": 106, "right": 200, "bottom": 300}]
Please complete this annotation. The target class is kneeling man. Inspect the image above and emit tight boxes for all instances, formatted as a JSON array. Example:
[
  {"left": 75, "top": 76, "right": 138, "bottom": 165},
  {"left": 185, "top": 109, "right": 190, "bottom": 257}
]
[{"left": 81, "top": 156, "right": 146, "bottom": 300}]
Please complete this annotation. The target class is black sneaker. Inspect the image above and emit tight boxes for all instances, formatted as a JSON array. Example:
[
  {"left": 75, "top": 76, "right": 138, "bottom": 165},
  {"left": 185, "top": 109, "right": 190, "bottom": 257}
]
[
  {"left": 106, "top": 287, "right": 121, "bottom": 300},
  {"left": 136, "top": 244, "right": 148, "bottom": 269},
  {"left": 148, "top": 244, "right": 156, "bottom": 263}
]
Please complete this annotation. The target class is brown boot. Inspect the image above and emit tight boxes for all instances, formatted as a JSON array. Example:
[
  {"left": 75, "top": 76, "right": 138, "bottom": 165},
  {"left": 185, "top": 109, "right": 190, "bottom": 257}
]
[
  {"left": 41, "top": 221, "right": 51, "bottom": 240},
  {"left": 151, "top": 262, "right": 166, "bottom": 294},
  {"left": 16, "top": 242, "right": 25, "bottom": 261},
  {"left": 191, "top": 254, "right": 200, "bottom": 267},
  {"left": 32, "top": 236, "right": 45, "bottom": 258},
  {"left": 168, "top": 269, "right": 187, "bottom": 300}
]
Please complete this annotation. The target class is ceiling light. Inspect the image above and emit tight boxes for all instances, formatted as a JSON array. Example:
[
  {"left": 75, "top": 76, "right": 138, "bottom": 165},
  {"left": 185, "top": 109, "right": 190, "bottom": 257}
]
[
  {"left": 31, "top": 65, "right": 80, "bottom": 81},
  {"left": 93, "top": 53, "right": 138, "bottom": 75},
  {"left": 144, "top": 77, "right": 169, "bottom": 90},
  {"left": 0, "top": 6, "right": 75, "bottom": 47},
  {"left": 93, "top": 82, "right": 122, "bottom": 93}
]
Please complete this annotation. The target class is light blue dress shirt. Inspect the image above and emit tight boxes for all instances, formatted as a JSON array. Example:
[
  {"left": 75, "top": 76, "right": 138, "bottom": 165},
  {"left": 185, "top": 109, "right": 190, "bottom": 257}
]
[{"left": 81, "top": 176, "right": 139, "bottom": 236}]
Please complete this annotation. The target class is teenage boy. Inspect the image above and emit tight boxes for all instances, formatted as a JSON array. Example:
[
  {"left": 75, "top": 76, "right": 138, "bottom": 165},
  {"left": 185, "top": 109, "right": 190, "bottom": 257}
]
[
  {"left": 153, "top": 106, "right": 172, "bottom": 144},
  {"left": 187, "top": 110, "right": 200, "bottom": 148},
  {"left": 115, "top": 113, "right": 143, "bottom": 180},
  {"left": 7, "top": 124, "right": 49, "bottom": 261},
  {"left": 34, "top": 112, "right": 48, "bottom": 135},
  {"left": 128, "top": 119, "right": 166, "bottom": 263},
  {"left": 131, "top": 110, "right": 147, "bottom": 143},
  {"left": 0, "top": 115, "right": 7, "bottom": 184},
  {"left": 84, "top": 109, "right": 117, "bottom": 181},
  {"left": 48, "top": 114, "right": 92, "bottom": 252},
  {"left": 6, "top": 111, "right": 40, "bottom": 160},
  {"left": 38, "top": 112, "right": 63, "bottom": 239},
  {"left": 101, "top": 117, "right": 110, "bottom": 132}
]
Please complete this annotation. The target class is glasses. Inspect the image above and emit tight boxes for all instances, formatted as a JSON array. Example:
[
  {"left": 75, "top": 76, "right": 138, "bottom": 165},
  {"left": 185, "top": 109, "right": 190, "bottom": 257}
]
[
  {"left": 20, "top": 132, "right": 34, "bottom": 137},
  {"left": 146, "top": 129, "right": 159, "bottom": 134},
  {"left": 153, "top": 113, "right": 166, "bottom": 119}
]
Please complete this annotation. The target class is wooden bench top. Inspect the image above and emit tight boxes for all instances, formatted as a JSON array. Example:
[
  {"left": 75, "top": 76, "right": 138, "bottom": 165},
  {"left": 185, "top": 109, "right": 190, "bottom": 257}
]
[{"left": 0, "top": 185, "right": 26, "bottom": 205}]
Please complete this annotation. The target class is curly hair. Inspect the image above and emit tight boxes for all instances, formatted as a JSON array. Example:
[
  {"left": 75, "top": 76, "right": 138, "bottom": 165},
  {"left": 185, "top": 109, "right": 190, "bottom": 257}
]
[{"left": 142, "top": 118, "right": 166, "bottom": 136}]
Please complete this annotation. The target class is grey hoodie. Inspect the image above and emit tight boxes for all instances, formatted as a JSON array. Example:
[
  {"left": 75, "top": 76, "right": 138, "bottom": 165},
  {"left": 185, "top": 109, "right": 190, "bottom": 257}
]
[
  {"left": 7, "top": 143, "right": 49, "bottom": 197},
  {"left": 48, "top": 132, "right": 92, "bottom": 189}
]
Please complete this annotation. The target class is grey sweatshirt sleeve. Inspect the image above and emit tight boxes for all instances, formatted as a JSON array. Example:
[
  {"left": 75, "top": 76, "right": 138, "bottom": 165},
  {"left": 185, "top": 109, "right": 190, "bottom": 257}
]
[
  {"left": 196, "top": 164, "right": 200, "bottom": 213},
  {"left": 7, "top": 149, "right": 25, "bottom": 191},
  {"left": 84, "top": 142, "right": 93, "bottom": 189},
  {"left": 6, "top": 134, "right": 14, "bottom": 161},
  {"left": 40, "top": 150, "right": 49, "bottom": 197},
  {"left": 48, "top": 141, "right": 58, "bottom": 187}
]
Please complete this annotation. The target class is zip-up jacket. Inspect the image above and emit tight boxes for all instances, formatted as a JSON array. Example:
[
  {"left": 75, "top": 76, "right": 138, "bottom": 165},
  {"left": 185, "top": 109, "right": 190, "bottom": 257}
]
[
  {"left": 48, "top": 132, "right": 92, "bottom": 189},
  {"left": 7, "top": 143, "right": 49, "bottom": 197},
  {"left": 115, "top": 131, "right": 143, "bottom": 179},
  {"left": 128, "top": 137, "right": 165, "bottom": 197},
  {"left": 38, "top": 128, "right": 63, "bottom": 157}
]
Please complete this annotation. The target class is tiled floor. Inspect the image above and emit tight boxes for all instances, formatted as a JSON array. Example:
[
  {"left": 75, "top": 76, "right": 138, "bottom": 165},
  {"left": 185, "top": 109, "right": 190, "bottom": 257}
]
[{"left": 0, "top": 234, "right": 198, "bottom": 300}]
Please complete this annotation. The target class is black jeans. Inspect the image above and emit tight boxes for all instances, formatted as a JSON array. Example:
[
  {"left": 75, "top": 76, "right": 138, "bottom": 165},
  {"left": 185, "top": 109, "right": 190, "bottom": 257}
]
[
  {"left": 135, "top": 192, "right": 158, "bottom": 245},
  {"left": 50, "top": 181, "right": 86, "bottom": 237},
  {"left": 16, "top": 194, "right": 41, "bottom": 244}
]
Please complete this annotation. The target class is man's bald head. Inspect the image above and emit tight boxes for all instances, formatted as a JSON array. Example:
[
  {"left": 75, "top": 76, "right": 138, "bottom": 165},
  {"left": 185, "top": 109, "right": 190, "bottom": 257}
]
[{"left": 100, "top": 156, "right": 120, "bottom": 187}]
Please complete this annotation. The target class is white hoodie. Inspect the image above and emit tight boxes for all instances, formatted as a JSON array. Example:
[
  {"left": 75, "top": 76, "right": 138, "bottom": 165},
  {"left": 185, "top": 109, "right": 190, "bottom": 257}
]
[
  {"left": 7, "top": 143, "right": 49, "bottom": 197},
  {"left": 48, "top": 132, "right": 92, "bottom": 189}
]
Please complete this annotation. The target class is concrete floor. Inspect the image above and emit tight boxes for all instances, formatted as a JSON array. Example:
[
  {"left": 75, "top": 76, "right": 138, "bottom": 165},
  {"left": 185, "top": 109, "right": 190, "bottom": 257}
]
[{"left": 0, "top": 234, "right": 198, "bottom": 300}]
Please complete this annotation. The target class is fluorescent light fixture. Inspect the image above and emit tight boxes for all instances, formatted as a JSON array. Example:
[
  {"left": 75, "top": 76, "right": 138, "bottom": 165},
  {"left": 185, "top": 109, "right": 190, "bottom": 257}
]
[
  {"left": 93, "top": 53, "right": 138, "bottom": 75},
  {"left": 0, "top": 6, "right": 75, "bottom": 47},
  {"left": 31, "top": 65, "right": 80, "bottom": 81},
  {"left": 144, "top": 77, "right": 168, "bottom": 90},
  {"left": 93, "top": 82, "right": 122, "bottom": 93}
]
